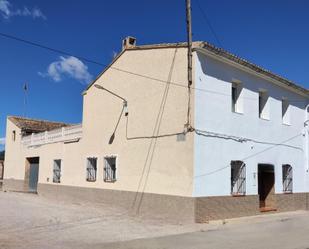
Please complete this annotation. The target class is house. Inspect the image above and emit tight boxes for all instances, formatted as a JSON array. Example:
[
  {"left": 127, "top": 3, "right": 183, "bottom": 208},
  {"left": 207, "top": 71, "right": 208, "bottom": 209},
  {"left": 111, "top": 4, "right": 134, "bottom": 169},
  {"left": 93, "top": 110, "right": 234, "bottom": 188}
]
[{"left": 3, "top": 37, "right": 309, "bottom": 222}]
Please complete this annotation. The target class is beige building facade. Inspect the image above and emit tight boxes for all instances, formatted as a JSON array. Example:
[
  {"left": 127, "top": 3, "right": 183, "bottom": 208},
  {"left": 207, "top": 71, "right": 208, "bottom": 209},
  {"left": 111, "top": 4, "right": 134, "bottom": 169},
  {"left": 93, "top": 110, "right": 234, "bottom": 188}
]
[{"left": 4, "top": 38, "right": 309, "bottom": 222}]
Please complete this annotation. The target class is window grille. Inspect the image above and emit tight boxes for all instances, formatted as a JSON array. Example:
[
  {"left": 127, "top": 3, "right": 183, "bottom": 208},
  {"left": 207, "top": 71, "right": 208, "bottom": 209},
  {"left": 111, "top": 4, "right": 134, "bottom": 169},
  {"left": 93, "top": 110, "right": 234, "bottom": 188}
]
[
  {"left": 53, "top": 159, "right": 61, "bottom": 183},
  {"left": 231, "top": 161, "right": 246, "bottom": 195},
  {"left": 104, "top": 156, "right": 117, "bottom": 182},
  {"left": 282, "top": 164, "right": 293, "bottom": 193},
  {"left": 86, "top": 157, "right": 97, "bottom": 182}
]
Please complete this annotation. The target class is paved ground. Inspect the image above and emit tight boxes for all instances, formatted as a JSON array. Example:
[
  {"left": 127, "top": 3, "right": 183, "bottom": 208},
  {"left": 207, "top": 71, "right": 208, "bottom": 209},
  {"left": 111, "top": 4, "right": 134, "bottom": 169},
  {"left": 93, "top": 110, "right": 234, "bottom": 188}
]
[
  {"left": 1, "top": 191, "right": 309, "bottom": 249},
  {"left": 106, "top": 212, "right": 309, "bottom": 249},
  {"left": 0, "top": 191, "right": 203, "bottom": 249}
]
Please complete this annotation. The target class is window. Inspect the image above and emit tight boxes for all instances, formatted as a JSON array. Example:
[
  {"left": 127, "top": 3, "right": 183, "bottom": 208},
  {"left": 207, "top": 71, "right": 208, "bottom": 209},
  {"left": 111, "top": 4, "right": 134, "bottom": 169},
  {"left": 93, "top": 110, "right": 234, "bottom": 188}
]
[
  {"left": 86, "top": 157, "right": 97, "bottom": 182},
  {"left": 258, "top": 90, "right": 269, "bottom": 119},
  {"left": 231, "top": 82, "right": 242, "bottom": 113},
  {"left": 53, "top": 159, "right": 61, "bottom": 183},
  {"left": 12, "top": 130, "right": 16, "bottom": 141},
  {"left": 231, "top": 160, "right": 246, "bottom": 195},
  {"left": 282, "top": 164, "right": 293, "bottom": 193},
  {"left": 282, "top": 98, "right": 290, "bottom": 125},
  {"left": 104, "top": 156, "right": 117, "bottom": 182}
]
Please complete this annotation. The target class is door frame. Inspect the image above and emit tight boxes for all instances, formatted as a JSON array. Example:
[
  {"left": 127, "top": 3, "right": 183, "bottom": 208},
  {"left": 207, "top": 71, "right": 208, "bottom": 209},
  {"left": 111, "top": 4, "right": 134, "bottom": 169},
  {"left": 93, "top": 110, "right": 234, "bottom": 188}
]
[
  {"left": 258, "top": 163, "right": 276, "bottom": 211},
  {"left": 24, "top": 157, "right": 40, "bottom": 193}
]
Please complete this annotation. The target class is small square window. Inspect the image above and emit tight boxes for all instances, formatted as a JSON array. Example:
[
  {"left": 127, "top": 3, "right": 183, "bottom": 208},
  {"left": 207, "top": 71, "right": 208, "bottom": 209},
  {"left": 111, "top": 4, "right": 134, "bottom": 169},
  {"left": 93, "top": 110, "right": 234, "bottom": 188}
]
[
  {"left": 86, "top": 157, "right": 97, "bottom": 182},
  {"left": 282, "top": 98, "right": 290, "bottom": 125},
  {"left": 231, "top": 160, "right": 246, "bottom": 195},
  {"left": 53, "top": 159, "right": 61, "bottom": 183},
  {"left": 231, "top": 82, "right": 242, "bottom": 113},
  {"left": 258, "top": 90, "right": 269, "bottom": 119},
  {"left": 12, "top": 130, "right": 16, "bottom": 141},
  {"left": 282, "top": 164, "right": 293, "bottom": 193},
  {"left": 104, "top": 156, "right": 117, "bottom": 182}
]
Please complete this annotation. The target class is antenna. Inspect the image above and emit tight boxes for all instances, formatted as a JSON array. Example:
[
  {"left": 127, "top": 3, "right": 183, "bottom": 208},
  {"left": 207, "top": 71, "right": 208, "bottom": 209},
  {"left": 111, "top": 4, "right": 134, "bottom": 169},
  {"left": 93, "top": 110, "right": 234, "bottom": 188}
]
[{"left": 23, "top": 83, "right": 28, "bottom": 117}]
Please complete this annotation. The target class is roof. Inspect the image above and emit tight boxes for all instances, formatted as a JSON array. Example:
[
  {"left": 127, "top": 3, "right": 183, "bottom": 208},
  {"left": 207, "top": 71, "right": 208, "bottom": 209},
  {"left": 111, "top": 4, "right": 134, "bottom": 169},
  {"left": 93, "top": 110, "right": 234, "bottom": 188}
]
[
  {"left": 8, "top": 116, "right": 72, "bottom": 133},
  {"left": 86, "top": 40, "right": 308, "bottom": 96}
]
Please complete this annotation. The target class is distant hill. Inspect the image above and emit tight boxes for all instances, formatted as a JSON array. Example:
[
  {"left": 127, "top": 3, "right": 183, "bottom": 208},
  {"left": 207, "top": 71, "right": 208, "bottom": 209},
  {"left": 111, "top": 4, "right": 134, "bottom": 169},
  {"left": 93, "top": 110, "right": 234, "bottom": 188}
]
[{"left": 0, "top": 151, "right": 4, "bottom": 161}]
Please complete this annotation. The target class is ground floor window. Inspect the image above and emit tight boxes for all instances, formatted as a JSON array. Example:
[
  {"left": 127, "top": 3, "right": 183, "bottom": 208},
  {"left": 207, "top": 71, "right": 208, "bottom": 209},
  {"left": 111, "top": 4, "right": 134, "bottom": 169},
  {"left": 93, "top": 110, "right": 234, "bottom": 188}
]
[
  {"left": 104, "top": 156, "right": 117, "bottom": 182},
  {"left": 86, "top": 157, "right": 97, "bottom": 182},
  {"left": 53, "top": 159, "right": 61, "bottom": 183},
  {"left": 282, "top": 164, "right": 293, "bottom": 193},
  {"left": 231, "top": 160, "right": 246, "bottom": 195}
]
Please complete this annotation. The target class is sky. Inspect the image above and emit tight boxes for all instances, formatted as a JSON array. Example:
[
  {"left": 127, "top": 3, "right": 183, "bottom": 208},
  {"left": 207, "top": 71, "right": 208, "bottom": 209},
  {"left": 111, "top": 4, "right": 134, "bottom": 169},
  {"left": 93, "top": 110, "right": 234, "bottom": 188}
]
[{"left": 0, "top": 0, "right": 308, "bottom": 151}]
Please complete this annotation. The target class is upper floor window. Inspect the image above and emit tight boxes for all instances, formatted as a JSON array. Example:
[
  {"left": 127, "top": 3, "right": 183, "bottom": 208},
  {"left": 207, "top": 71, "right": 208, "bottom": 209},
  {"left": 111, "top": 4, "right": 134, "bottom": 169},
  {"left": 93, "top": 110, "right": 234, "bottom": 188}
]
[
  {"left": 282, "top": 98, "right": 290, "bottom": 125},
  {"left": 231, "top": 82, "right": 243, "bottom": 113},
  {"left": 12, "top": 130, "right": 16, "bottom": 141},
  {"left": 104, "top": 156, "right": 117, "bottom": 182},
  {"left": 231, "top": 160, "right": 246, "bottom": 195},
  {"left": 86, "top": 157, "right": 97, "bottom": 182},
  {"left": 282, "top": 164, "right": 293, "bottom": 193},
  {"left": 258, "top": 90, "right": 269, "bottom": 119}
]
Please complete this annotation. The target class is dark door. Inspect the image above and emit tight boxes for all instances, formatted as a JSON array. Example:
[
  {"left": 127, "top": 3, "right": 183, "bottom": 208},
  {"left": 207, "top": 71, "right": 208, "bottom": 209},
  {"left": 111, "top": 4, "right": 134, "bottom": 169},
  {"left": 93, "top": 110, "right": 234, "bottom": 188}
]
[
  {"left": 258, "top": 164, "right": 275, "bottom": 210},
  {"left": 29, "top": 163, "right": 39, "bottom": 192}
]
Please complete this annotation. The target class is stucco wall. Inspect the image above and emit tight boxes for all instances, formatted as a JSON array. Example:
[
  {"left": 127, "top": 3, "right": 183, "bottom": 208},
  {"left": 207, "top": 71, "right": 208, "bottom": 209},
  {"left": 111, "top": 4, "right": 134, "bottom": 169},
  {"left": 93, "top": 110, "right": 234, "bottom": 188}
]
[
  {"left": 193, "top": 51, "right": 309, "bottom": 197},
  {"left": 81, "top": 47, "right": 194, "bottom": 196},
  {"left": 4, "top": 46, "right": 195, "bottom": 197}
]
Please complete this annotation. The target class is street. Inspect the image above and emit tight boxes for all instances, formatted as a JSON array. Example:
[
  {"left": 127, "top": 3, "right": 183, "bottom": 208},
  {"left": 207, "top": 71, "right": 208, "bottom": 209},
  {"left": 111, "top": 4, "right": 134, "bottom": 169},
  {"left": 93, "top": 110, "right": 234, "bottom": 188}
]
[{"left": 1, "top": 191, "right": 309, "bottom": 249}]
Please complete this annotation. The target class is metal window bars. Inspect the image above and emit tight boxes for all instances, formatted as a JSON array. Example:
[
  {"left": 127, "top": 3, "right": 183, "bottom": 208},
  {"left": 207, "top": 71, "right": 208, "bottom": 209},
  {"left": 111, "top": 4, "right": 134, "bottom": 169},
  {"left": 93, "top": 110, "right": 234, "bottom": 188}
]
[
  {"left": 86, "top": 157, "right": 97, "bottom": 182},
  {"left": 282, "top": 164, "right": 293, "bottom": 193},
  {"left": 104, "top": 157, "right": 116, "bottom": 182},
  {"left": 231, "top": 161, "right": 246, "bottom": 195},
  {"left": 53, "top": 159, "right": 61, "bottom": 183}
]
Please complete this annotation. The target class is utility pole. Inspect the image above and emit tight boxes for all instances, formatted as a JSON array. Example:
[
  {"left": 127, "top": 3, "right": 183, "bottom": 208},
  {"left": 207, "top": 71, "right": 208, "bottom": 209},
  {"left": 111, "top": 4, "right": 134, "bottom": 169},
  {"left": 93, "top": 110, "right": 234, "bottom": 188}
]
[
  {"left": 186, "top": 0, "right": 193, "bottom": 87},
  {"left": 186, "top": 0, "right": 193, "bottom": 129}
]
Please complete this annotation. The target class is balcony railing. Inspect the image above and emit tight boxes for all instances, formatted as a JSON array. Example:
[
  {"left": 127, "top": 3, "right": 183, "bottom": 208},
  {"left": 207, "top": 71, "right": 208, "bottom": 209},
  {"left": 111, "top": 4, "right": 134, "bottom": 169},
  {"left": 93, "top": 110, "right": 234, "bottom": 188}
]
[{"left": 21, "top": 124, "right": 82, "bottom": 147}]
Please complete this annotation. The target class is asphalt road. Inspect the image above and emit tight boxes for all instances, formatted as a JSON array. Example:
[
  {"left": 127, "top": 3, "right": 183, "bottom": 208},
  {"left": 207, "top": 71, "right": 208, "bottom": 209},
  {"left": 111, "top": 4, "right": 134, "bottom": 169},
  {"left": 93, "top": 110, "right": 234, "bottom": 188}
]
[{"left": 104, "top": 211, "right": 309, "bottom": 249}]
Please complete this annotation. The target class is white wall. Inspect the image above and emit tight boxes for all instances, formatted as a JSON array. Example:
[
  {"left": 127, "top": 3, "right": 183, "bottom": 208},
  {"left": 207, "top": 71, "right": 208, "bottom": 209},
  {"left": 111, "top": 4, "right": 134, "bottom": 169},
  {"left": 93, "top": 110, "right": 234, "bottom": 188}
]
[{"left": 193, "top": 51, "right": 309, "bottom": 197}]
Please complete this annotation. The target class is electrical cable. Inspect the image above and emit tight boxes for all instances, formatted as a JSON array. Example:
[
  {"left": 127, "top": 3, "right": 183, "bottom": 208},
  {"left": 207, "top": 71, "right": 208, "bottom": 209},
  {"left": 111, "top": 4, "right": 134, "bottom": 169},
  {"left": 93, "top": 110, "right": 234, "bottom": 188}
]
[
  {"left": 194, "top": 132, "right": 303, "bottom": 178},
  {"left": 0, "top": 31, "right": 307, "bottom": 103},
  {"left": 194, "top": 0, "right": 223, "bottom": 48}
]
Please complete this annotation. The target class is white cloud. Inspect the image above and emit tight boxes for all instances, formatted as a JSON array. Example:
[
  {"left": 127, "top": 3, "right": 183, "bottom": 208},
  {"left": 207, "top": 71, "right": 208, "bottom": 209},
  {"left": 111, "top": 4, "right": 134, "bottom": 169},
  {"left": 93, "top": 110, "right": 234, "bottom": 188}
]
[
  {"left": 0, "top": 137, "right": 5, "bottom": 146},
  {"left": 0, "top": 0, "right": 10, "bottom": 19},
  {"left": 39, "top": 56, "right": 93, "bottom": 84},
  {"left": 0, "top": 0, "right": 46, "bottom": 20}
]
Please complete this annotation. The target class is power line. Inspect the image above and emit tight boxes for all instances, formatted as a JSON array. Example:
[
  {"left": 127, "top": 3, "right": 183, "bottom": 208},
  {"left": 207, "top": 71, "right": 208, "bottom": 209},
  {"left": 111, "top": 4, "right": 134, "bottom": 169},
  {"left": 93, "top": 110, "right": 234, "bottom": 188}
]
[
  {"left": 194, "top": 0, "right": 223, "bottom": 48},
  {"left": 0, "top": 31, "right": 307, "bottom": 104},
  {"left": 194, "top": 132, "right": 302, "bottom": 178},
  {"left": 0, "top": 32, "right": 104, "bottom": 67}
]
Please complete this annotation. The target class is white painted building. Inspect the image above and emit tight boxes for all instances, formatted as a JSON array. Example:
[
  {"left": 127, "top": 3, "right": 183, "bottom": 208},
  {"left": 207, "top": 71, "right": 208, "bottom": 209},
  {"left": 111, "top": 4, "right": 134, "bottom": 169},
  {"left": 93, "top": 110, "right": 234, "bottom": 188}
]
[
  {"left": 194, "top": 49, "right": 309, "bottom": 196},
  {"left": 4, "top": 39, "right": 309, "bottom": 222}
]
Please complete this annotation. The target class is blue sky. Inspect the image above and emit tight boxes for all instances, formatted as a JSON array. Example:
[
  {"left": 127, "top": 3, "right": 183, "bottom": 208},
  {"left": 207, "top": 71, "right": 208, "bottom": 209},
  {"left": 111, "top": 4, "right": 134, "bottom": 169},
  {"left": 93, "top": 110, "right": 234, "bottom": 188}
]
[{"left": 0, "top": 0, "right": 308, "bottom": 150}]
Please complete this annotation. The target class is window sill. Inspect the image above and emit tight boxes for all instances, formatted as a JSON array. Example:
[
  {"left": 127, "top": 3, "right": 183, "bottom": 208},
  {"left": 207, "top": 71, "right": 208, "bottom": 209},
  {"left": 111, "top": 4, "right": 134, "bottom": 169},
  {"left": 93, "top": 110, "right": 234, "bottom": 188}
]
[
  {"left": 232, "top": 111, "right": 244, "bottom": 115},
  {"left": 231, "top": 194, "right": 246, "bottom": 197},
  {"left": 282, "top": 122, "right": 291, "bottom": 126},
  {"left": 86, "top": 180, "right": 96, "bottom": 182},
  {"left": 282, "top": 191, "right": 293, "bottom": 194},
  {"left": 259, "top": 117, "right": 270, "bottom": 121},
  {"left": 104, "top": 180, "right": 117, "bottom": 183}
]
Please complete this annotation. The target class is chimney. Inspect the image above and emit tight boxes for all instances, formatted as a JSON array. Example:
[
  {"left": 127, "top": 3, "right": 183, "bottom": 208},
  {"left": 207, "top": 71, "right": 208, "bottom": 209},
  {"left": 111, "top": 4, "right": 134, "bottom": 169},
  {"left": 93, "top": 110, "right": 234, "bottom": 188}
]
[{"left": 122, "top": 36, "right": 136, "bottom": 50}]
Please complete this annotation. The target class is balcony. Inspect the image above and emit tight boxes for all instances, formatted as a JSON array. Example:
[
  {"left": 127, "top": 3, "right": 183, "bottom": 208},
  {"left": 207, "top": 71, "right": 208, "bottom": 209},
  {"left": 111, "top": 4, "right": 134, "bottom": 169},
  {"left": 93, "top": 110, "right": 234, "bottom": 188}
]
[{"left": 21, "top": 124, "right": 82, "bottom": 147}]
